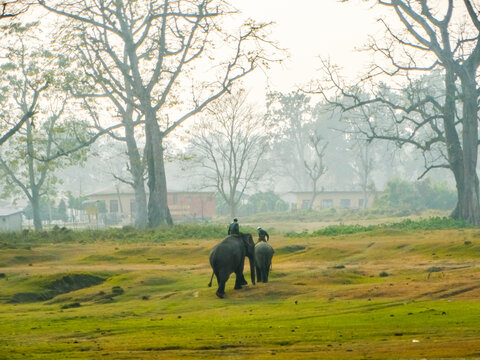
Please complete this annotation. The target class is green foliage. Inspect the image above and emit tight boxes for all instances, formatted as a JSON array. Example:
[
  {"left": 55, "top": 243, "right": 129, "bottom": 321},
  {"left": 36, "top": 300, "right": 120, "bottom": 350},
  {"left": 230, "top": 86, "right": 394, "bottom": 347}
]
[
  {"left": 0, "top": 22, "right": 92, "bottom": 229},
  {"left": 375, "top": 178, "right": 456, "bottom": 211},
  {"left": 286, "top": 217, "right": 473, "bottom": 237},
  {"left": 57, "top": 199, "right": 68, "bottom": 222},
  {"left": 216, "top": 191, "right": 289, "bottom": 216},
  {"left": 23, "top": 199, "right": 70, "bottom": 222},
  {"left": 67, "top": 192, "right": 86, "bottom": 211},
  {"left": 243, "top": 191, "right": 288, "bottom": 215}
]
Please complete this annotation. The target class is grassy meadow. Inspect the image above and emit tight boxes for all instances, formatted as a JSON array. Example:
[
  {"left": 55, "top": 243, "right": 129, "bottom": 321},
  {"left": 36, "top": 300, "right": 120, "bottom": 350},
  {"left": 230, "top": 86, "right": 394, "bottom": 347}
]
[{"left": 1, "top": 220, "right": 480, "bottom": 359}]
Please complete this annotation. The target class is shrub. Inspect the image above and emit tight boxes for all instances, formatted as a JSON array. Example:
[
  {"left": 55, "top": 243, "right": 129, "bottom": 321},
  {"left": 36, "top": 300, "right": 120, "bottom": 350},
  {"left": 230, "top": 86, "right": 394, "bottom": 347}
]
[
  {"left": 0, "top": 223, "right": 230, "bottom": 245},
  {"left": 61, "top": 302, "right": 81, "bottom": 309},
  {"left": 375, "top": 178, "right": 456, "bottom": 212},
  {"left": 285, "top": 217, "right": 474, "bottom": 237}
]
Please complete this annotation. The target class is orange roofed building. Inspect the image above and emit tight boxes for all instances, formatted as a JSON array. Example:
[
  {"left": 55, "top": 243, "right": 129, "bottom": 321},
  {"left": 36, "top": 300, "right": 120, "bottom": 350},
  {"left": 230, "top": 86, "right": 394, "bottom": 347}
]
[{"left": 85, "top": 186, "right": 215, "bottom": 225}]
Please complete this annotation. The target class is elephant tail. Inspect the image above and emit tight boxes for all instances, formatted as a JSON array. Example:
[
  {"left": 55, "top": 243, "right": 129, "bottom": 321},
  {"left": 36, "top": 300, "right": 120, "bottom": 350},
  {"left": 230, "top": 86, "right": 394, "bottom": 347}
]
[{"left": 208, "top": 271, "right": 215, "bottom": 287}]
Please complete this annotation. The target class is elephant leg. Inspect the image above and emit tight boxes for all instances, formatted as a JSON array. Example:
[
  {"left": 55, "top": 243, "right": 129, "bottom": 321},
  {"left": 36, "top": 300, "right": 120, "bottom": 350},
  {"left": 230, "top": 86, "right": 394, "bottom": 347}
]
[
  {"left": 238, "top": 273, "right": 248, "bottom": 286},
  {"left": 256, "top": 265, "right": 261, "bottom": 283},
  {"left": 234, "top": 272, "right": 244, "bottom": 289},
  {"left": 264, "top": 261, "right": 271, "bottom": 282},
  {"left": 216, "top": 272, "right": 229, "bottom": 298},
  {"left": 234, "top": 264, "right": 248, "bottom": 289},
  {"left": 237, "top": 258, "right": 248, "bottom": 286}
]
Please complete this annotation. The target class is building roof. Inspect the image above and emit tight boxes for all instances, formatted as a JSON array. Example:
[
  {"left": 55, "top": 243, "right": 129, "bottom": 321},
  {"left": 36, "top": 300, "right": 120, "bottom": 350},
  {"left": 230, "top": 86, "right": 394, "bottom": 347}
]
[{"left": 0, "top": 207, "right": 23, "bottom": 216}]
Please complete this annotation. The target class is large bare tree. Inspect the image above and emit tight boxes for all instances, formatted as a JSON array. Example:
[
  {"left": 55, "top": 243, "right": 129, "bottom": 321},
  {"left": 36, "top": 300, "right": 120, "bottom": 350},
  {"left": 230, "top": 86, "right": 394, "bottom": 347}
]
[
  {"left": 189, "top": 89, "right": 269, "bottom": 218},
  {"left": 316, "top": 0, "right": 480, "bottom": 224},
  {"left": 39, "top": 0, "right": 276, "bottom": 227}
]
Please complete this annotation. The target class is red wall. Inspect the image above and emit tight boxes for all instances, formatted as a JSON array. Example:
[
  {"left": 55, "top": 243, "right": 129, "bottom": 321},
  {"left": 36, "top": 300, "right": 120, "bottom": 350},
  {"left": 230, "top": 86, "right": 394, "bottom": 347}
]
[{"left": 167, "top": 193, "right": 215, "bottom": 220}]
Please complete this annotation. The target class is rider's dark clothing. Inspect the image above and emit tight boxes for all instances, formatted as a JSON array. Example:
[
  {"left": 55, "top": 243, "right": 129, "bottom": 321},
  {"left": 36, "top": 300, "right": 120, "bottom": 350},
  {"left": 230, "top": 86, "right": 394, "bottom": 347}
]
[
  {"left": 257, "top": 228, "right": 269, "bottom": 242},
  {"left": 228, "top": 221, "right": 239, "bottom": 235}
]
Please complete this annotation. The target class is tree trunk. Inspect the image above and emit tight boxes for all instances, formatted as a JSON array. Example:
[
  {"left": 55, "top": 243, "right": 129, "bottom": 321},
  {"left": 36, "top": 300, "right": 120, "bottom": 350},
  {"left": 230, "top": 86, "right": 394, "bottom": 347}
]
[
  {"left": 441, "top": 68, "right": 469, "bottom": 222},
  {"left": 362, "top": 186, "right": 368, "bottom": 209},
  {"left": 145, "top": 113, "right": 172, "bottom": 227},
  {"left": 31, "top": 190, "right": 42, "bottom": 230},
  {"left": 25, "top": 117, "right": 42, "bottom": 230},
  {"left": 309, "top": 182, "right": 317, "bottom": 210},
  {"left": 453, "top": 70, "right": 480, "bottom": 224},
  {"left": 229, "top": 197, "right": 237, "bottom": 219},
  {"left": 133, "top": 185, "right": 148, "bottom": 229},
  {"left": 123, "top": 109, "right": 148, "bottom": 229}
]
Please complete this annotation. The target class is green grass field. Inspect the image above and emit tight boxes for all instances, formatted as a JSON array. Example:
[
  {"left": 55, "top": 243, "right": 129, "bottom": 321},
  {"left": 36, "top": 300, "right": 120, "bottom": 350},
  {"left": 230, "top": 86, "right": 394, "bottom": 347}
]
[{"left": 1, "top": 225, "right": 480, "bottom": 359}]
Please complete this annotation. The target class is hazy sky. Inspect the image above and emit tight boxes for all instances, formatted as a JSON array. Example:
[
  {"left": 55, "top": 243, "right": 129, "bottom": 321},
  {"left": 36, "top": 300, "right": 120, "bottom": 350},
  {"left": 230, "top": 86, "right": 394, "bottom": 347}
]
[{"left": 235, "top": 0, "right": 385, "bottom": 98}]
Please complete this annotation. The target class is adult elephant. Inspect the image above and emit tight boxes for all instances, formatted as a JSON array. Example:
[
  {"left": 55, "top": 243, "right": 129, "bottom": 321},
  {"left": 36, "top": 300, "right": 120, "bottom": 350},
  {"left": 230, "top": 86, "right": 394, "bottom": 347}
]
[
  {"left": 255, "top": 242, "right": 274, "bottom": 283},
  {"left": 208, "top": 233, "right": 256, "bottom": 298}
]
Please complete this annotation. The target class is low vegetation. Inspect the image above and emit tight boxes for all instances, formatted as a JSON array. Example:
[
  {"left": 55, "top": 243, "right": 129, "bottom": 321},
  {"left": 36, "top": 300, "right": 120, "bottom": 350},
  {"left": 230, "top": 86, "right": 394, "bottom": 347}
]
[
  {"left": 0, "top": 224, "right": 230, "bottom": 245},
  {"left": 1, "top": 219, "right": 480, "bottom": 359},
  {"left": 286, "top": 217, "right": 472, "bottom": 237}
]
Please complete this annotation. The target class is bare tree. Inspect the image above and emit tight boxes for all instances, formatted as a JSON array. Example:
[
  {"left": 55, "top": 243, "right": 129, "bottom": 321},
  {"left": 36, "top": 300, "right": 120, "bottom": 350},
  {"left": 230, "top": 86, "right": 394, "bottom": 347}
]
[
  {"left": 351, "top": 141, "right": 374, "bottom": 209},
  {"left": 314, "top": 0, "right": 480, "bottom": 224},
  {"left": 39, "top": 0, "right": 277, "bottom": 227},
  {"left": 304, "top": 130, "right": 327, "bottom": 209},
  {"left": 266, "top": 91, "right": 315, "bottom": 191},
  {"left": 189, "top": 89, "right": 269, "bottom": 218},
  {"left": 0, "top": 0, "right": 29, "bottom": 20}
]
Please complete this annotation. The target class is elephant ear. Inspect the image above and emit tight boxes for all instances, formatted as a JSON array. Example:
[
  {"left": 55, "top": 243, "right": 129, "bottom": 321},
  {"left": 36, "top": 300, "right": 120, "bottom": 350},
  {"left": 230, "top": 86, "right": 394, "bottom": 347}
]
[{"left": 241, "top": 233, "right": 253, "bottom": 248}]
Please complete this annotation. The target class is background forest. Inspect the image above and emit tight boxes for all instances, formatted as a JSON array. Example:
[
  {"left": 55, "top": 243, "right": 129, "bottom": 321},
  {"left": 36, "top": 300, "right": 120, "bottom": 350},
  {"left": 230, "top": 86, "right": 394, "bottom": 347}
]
[{"left": 0, "top": 0, "right": 478, "bottom": 229}]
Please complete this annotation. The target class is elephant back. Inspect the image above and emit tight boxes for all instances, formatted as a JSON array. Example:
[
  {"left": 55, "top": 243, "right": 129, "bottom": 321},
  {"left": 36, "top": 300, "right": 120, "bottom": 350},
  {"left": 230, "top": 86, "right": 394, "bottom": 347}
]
[{"left": 255, "top": 241, "right": 274, "bottom": 254}]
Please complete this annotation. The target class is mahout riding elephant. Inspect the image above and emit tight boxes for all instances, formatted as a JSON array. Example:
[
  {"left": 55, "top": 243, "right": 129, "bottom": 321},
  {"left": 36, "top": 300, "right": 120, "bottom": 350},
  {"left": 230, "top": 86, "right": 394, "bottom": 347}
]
[
  {"left": 255, "top": 241, "right": 274, "bottom": 283},
  {"left": 208, "top": 233, "right": 256, "bottom": 298}
]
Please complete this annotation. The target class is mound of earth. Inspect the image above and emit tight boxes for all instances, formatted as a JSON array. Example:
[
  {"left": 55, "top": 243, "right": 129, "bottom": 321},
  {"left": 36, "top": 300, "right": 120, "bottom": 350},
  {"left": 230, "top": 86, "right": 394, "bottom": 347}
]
[{"left": 10, "top": 273, "right": 105, "bottom": 303}]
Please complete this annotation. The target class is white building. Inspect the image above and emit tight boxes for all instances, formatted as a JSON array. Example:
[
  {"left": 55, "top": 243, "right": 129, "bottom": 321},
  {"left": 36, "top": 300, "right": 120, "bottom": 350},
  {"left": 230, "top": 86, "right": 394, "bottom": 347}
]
[{"left": 0, "top": 206, "right": 23, "bottom": 232}]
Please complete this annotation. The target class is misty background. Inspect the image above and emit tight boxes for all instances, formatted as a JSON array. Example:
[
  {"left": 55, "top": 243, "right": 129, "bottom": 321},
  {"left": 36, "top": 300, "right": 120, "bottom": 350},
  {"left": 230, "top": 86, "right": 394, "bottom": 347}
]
[{"left": 0, "top": 0, "right": 473, "bottom": 229}]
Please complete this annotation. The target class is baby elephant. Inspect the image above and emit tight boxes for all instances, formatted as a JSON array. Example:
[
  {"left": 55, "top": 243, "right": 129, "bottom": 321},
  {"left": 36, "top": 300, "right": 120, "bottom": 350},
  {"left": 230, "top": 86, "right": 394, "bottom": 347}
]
[{"left": 255, "top": 242, "right": 274, "bottom": 283}]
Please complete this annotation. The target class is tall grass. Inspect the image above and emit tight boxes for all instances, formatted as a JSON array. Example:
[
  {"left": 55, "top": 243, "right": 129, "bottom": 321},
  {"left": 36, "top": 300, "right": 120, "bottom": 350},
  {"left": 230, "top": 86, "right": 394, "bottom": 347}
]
[
  {"left": 0, "top": 223, "right": 230, "bottom": 245},
  {"left": 285, "top": 217, "right": 474, "bottom": 237},
  {"left": 0, "top": 217, "right": 474, "bottom": 245}
]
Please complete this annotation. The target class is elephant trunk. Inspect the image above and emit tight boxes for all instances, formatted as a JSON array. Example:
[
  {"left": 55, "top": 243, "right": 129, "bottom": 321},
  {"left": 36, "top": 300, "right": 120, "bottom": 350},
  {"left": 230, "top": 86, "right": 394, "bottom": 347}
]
[{"left": 249, "top": 254, "right": 256, "bottom": 285}]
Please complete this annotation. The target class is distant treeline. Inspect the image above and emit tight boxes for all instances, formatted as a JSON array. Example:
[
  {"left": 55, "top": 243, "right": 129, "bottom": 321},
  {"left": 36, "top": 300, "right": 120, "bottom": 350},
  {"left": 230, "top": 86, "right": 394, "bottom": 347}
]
[{"left": 216, "top": 178, "right": 456, "bottom": 217}]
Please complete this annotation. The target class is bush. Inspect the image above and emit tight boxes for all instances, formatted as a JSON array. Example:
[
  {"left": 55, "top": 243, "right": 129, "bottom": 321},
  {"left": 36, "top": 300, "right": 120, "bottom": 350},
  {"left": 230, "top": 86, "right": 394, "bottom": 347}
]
[
  {"left": 286, "top": 217, "right": 473, "bottom": 237},
  {"left": 0, "top": 223, "right": 230, "bottom": 245},
  {"left": 375, "top": 178, "right": 456, "bottom": 212},
  {"left": 215, "top": 191, "right": 289, "bottom": 216}
]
